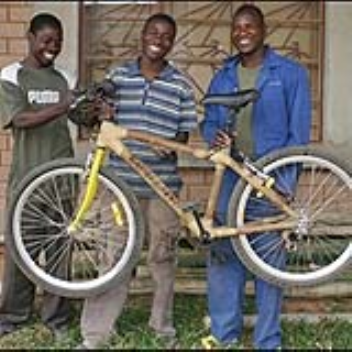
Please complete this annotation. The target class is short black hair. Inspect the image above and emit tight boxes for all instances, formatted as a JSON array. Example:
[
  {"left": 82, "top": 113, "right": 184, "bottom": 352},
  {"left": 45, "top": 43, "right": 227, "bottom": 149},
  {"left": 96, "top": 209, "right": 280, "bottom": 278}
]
[
  {"left": 233, "top": 4, "right": 265, "bottom": 26},
  {"left": 143, "top": 12, "right": 177, "bottom": 36},
  {"left": 29, "top": 12, "right": 63, "bottom": 35}
]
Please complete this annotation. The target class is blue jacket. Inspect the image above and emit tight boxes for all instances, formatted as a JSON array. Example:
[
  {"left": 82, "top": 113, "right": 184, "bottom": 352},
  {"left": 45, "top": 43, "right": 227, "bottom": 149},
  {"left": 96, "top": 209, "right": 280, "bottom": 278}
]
[
  {"left": 201, "top": 46, "right": 311, "bottom": 156},
  {"left": 201, "top": 46, "right": 312, "bottom": 220}
]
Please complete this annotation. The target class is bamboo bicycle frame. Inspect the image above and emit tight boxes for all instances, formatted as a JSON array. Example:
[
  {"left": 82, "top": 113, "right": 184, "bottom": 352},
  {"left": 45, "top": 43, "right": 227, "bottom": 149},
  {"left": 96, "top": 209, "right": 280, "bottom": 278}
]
[{"left": 69, "top": 120, "right": 297, "bottom": 240}]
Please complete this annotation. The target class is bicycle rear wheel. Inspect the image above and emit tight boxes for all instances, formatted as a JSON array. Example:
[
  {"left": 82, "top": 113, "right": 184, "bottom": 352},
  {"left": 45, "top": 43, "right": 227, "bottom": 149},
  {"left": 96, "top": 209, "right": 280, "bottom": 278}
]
[
  {"left": 8, "top": 158, "right": 144, "bottom": 298},
  {"left": 229, "top": 145, "right": 352, "bottom": 287}
]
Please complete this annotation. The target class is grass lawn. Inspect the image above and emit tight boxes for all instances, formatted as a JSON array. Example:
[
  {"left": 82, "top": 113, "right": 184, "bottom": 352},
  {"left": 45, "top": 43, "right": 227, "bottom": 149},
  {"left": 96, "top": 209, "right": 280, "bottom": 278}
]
[{"left": 0, "top": 293, "right": 352, "bottom": 349}]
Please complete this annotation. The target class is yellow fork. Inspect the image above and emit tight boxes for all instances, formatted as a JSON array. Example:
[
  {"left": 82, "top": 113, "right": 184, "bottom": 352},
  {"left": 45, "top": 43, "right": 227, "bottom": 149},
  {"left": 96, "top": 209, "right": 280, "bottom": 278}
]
[{"left": 68, "top": 147, "right": 107, "bottom": 233}]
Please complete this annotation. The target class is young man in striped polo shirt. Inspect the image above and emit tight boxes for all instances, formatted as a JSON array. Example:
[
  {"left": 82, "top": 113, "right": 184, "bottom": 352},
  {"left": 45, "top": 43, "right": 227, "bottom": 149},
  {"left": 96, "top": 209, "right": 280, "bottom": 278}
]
[{"left": 77, "top": 13, "right": 198, "bottom": 349}]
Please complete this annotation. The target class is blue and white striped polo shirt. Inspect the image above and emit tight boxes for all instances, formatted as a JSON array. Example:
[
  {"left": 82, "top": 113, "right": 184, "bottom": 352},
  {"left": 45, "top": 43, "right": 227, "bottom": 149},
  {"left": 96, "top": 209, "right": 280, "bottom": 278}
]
[{"left": 107, "top": 60, "right": 198, "bottom": 198}]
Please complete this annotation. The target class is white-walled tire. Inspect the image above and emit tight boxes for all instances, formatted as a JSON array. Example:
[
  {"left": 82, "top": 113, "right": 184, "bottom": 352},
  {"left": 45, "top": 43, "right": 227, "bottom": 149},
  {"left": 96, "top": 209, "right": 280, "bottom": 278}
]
[
  {"left": 229, "top": 146, "right": 352, "bottom": 287},
  {"left": 8, "top": 159, "right": 144, "bottom": 298}
]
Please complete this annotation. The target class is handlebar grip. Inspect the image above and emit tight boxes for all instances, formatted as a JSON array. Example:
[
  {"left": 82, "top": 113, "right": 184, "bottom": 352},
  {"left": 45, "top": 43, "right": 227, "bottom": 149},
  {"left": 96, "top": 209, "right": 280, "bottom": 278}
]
[{"left": 69, "top": 94, "right": 87, "bottom": 110}]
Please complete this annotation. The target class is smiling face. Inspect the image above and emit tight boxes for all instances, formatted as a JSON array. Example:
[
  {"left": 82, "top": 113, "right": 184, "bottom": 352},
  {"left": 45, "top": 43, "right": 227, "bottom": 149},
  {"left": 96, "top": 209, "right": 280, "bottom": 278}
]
[
  {"left": 27, "top": 25, "right": 63, "bottom": 68},
  {"left": 231, "top": 8, "right": 266, "bottom": 66},
  {"left": 141, "top": 18, "right": 176, "bottom": 64}
]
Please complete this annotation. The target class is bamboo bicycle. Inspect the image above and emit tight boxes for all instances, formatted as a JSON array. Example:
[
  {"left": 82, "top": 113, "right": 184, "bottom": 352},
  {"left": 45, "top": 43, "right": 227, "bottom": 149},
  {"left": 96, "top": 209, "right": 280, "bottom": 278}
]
[{"left": 7, "top": 84, "right": 352, "bottom": 298}]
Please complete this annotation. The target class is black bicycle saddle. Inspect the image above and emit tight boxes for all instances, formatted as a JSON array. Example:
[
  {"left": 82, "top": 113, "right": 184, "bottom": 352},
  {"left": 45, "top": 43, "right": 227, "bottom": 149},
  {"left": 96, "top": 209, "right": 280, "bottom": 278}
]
[{"left": 202, "top": 88, "right": 259, "bottom": 110}]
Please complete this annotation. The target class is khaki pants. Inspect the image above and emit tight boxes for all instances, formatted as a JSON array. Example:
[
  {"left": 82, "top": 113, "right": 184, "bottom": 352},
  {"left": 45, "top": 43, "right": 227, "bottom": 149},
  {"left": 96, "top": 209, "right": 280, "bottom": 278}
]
[{"left": 80, "top": 197, "right": 179, "bottom": 347}]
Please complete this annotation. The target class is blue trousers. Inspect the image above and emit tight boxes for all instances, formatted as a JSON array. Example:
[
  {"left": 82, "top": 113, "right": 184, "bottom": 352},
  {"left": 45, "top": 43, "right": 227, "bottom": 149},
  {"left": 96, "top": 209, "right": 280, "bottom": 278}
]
[
  {"left": 207, "top": 237, "right": 283, "bottom": 349},
  {"left": 206, "top": 171, "right": 283, "bottom": 349}
]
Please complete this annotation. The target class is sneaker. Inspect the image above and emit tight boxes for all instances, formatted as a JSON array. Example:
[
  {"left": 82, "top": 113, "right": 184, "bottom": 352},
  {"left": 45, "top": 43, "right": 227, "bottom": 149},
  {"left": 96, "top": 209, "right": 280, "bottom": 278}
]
[
  {"left": 155, "top": 334, "right": 179, "bottom": 349},
  {"left": 201, "top": 334, "right": 239, "bottom": 350},
  {"left": 148, "top": 321, "right": 176, "bottom": 338},
  {"left": 50, "top": 325, "right": 70, "bottom": 342},
  {"left": 74, "top": 342, "right": 93, "bottom": 350},
  {"left": 74, "top": 338, "right": 108, "bottom": 350},
  {"left": 148, "top": 323, "right": 178, "bottom": 348},
  {"left": 0, "top": 321, "right": 17, "bottom": 338},
  {"left": 153, "top": 326, "right": 176, "bottom": 338}
]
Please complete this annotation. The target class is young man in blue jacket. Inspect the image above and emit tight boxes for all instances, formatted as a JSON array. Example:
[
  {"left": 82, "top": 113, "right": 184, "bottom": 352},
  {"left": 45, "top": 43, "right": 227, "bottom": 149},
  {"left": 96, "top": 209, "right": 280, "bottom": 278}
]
[{"left": 200, "top": 4, "right": 311, "bottom": 350}]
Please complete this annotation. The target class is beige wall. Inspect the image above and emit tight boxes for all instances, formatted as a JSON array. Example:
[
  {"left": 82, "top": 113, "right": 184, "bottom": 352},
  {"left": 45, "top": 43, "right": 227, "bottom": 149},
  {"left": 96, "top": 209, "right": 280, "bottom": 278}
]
[{"left": 324, "top": 3, "right": 352, "bottom": 150}]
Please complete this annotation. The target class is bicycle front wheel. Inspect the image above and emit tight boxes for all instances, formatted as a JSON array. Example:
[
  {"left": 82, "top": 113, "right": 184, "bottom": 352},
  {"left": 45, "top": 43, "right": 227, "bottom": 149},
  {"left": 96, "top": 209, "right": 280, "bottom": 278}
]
[
  {"left": 229, "top": 145, "right": 352, "bottom": 287},
  {"left": 9, "top": 158, "right": 144, "bottom": 298}
]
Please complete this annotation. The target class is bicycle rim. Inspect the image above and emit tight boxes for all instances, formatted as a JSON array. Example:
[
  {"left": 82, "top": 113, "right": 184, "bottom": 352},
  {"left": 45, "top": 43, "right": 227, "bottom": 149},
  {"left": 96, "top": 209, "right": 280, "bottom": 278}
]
[
  {"left": 10, "top": 161, "right": 144, "bottom": 297},
  {"left": 230, "top": 146, "right": 352, "bottom": 286}
]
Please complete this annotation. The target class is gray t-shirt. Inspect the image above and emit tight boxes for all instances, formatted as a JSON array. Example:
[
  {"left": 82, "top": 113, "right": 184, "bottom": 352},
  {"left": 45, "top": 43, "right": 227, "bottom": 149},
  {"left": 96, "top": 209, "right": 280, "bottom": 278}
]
[
  {"left": 0, "top": 62, "right": 74, "bottom": 193},
  {"left": 236, "top": 64, "right": 261, "bottom": 158}
]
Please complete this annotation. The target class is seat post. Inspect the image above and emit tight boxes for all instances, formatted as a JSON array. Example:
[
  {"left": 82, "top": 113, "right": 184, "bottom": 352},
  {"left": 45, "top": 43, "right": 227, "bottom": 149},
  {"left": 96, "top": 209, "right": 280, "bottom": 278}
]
[{"left": 226, "top": 107, "right": 244, "bottom": 162}]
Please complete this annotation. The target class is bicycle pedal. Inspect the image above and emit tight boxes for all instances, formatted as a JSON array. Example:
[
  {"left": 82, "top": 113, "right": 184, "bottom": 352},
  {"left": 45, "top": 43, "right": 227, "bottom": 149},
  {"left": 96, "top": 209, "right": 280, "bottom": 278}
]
[
  {"left": 178, "top": 236, "right": 196, "bottom": 249},
  {"left": 199, "top": 236, "right": 212, "bottom": 247},
  {"left": 191, "top": 235, "right": 212, "bottom": 249}
]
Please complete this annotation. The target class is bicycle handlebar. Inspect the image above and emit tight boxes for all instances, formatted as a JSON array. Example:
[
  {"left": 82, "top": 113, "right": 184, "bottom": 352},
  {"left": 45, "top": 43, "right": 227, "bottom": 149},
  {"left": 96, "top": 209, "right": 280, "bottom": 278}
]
[
  {"left": 70, "top": 79, "right": 116, "bottom": 110},
  {"left": 68, "top": 80, "right": 116, "bottom": 127}
]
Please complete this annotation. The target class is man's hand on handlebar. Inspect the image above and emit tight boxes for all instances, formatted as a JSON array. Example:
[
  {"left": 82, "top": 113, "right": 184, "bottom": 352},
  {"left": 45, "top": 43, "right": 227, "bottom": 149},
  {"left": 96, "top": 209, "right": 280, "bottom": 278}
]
[
  {"left": 68, "top": 82, "right": 115, "bottom": 127},
  {"left": 212, "top": 130, "right": 237, "bottom": 148},
  {"left": 95, "top": 98, "right": 114, "bottom": 121}
]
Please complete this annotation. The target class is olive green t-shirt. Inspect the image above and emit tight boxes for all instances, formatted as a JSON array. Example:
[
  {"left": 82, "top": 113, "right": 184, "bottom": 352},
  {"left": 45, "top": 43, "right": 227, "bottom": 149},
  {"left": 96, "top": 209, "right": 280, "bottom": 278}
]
[
  {"left": 236, "top": 64, "right": 261, "bottom": 158},
  {"left": 0, "top": 63, "right": 74, "bottom": 194}
]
